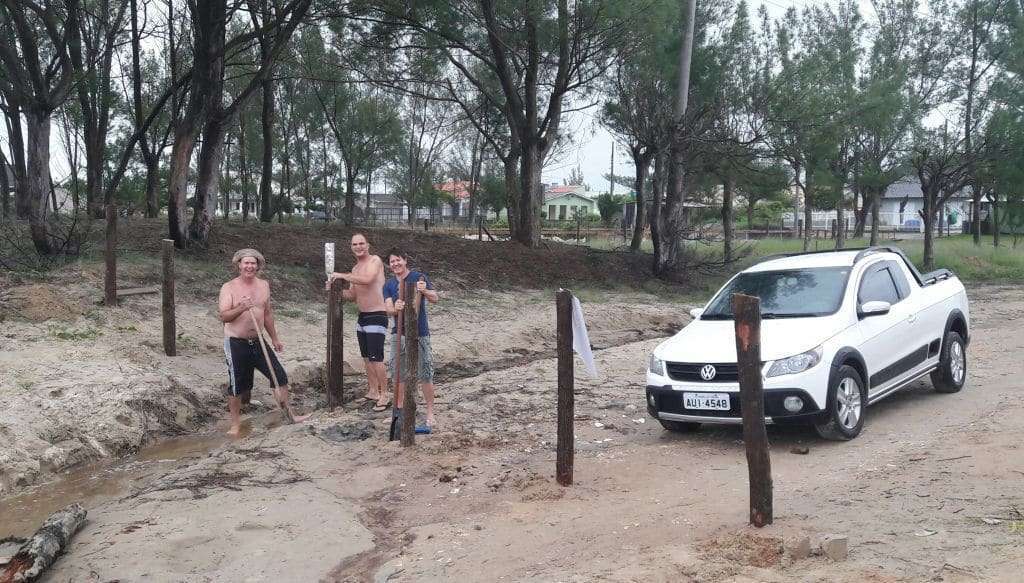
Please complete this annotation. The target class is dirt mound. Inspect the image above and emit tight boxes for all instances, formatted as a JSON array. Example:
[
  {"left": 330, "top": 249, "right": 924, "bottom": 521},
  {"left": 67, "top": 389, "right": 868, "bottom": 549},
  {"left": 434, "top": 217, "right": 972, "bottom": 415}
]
[
  {"left": 697, "top": 530, "right": 784, "bottom": 568},
  {"left": 676, "top": 530, "right": 785, "bottom": 581},
  {"left": 115, "top": 219, "right": 656, "bottom": 295},
  {"left": 0, "top": 284, "right": 83, "bottom": 323}
]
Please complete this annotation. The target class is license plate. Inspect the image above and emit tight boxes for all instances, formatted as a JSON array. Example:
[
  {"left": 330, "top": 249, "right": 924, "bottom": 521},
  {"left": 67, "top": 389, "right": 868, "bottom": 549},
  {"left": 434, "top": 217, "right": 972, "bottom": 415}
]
[{"left": 683, "top": 392, "right": 730, "bottom": 411}]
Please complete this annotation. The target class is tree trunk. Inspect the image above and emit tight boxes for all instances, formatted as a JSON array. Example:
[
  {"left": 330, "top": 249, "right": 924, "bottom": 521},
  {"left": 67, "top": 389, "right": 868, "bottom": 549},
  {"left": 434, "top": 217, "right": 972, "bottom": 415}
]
[
  {"left": 630, "top": 151, "right": 651, "bottom": 252},
  {"left": 503, "top": 153, "right": 520, "bottom": 239},
  {"left": 650, "top": 152, "right": 665, "bottom": 270},
  {"left": 514, "top": 140, "right": 543, "bottom": 247},
  {"left": 167, "top": 121, "right": 198, "bottom": 248},
  {"left": 922, "top": 186, "right": 936, "bottom": 271},
  {"left": 258, "top": 78, "right": 275, "bottom": 222},
  {"left": 802, "top": 168, "right": 814, "bottom": 251},
  {"left": 0, "top": 151, "right": 9, "bottom": 219},
  {"left": 344, "top": 172, "right": 356, "bottom": 226},
  {"left": 869, "top": 191, "right": 881, "bottom": 246},
  {"left": 104, "top": 201, "right": 117, "bottom": 305},
  {"left": 991, "top": 193, "right": 1000, "bottom": 247},
  {"left": 971, "top": 185, "right": 982, "bottom": 245},
  {"left": 25, "top": 111, "right": 54, "bottom": 254},
  {"left": 79, "top": 100, "right": 102, "bottom": 218},
  {"left": 746, "top": 201, "right": 755, "bottom": 235},
  {"left": 222, "top": 133, "right": 231, "bottom": 223},
  {"left": 655, "top": 0, "right": 696, "bottom": 276},
  {"left": 722, "top": 175, "right": 734, "bottom": 262},
  {"left": 142, "top": 153, "right": 160, "bottom": 218},
  {"left": 853, "top": 192, "right": 868, "bottom": 238},
  {"left": 189, "top": 116, "right": 228, "bottom": 243},
  {"left": 365, "top": 170, "right": 372, "bottom": 221},
  {"left": 835, "top": 185, "right": 845, "bottom": 249},
  {"left": 239, "top": 110, "right": 250, "bottom": 222}
]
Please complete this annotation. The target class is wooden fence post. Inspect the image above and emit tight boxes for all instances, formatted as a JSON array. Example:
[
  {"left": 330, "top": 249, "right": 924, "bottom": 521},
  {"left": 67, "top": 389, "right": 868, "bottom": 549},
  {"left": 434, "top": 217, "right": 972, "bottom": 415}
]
[
  {"left": 327, "top": 280, "right": 344, "bottom": 409},
  {"left": 556, "top": 289, "right": 574, "bottom": 486},
  {"left": 161, "top": 239, "right": 176, "bottom": 356},
  {"left": 103, "top": 202, "right": 117, "bottom": 306},
  {"left": 401, "top": 280, "right": 419, "bottom": 446},
  {"left": 732, "top": 293, "right": 772, "bottom": 527},
  {"left": 478, "top": 218, "right": 483, "bottom": 241}
]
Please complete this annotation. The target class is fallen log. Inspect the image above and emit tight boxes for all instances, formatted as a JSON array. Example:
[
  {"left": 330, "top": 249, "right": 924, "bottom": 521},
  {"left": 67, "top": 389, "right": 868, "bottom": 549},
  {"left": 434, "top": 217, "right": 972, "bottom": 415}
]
[{"left": 0, "top": 503, "right": 86, "bottom": 583}]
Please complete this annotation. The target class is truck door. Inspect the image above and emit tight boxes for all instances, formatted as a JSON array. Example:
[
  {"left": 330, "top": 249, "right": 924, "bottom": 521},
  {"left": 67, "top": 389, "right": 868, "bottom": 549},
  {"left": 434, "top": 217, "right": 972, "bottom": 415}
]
[{"left": 855, "top": 262, "right": 924, "bottom": 398}]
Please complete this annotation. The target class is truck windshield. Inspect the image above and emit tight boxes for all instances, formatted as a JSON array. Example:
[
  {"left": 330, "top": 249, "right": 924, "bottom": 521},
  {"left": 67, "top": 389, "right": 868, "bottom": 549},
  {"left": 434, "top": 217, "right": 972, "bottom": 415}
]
[{"left": 700, "top": 267, "right": 851, "bottom": 319}]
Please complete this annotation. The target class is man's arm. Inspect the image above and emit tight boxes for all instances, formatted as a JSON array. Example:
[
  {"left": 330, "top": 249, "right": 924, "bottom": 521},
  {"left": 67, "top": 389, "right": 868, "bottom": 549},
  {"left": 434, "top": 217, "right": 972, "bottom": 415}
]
[
  {"left": 418, "top": 275, "right": 439, "bottom": 304},
  {"left": 218, "top": 284, "right": 252, "bottom": 323},
  {"left": 332, "top": 256, "right": 384, "bottom": 286}
]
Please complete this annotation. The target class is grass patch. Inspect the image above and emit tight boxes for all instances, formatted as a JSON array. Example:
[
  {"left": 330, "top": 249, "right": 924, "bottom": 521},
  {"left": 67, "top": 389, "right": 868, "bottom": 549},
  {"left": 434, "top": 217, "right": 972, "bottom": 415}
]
[
  {"left": 734, "top": 236, "right": 1024, "bottom": 282},
  {"left": 48, "top": 325, "right": 101, "bottom": 341},
  {"left": 589, "top": 235, "right": 1024, "bottom": 284}
]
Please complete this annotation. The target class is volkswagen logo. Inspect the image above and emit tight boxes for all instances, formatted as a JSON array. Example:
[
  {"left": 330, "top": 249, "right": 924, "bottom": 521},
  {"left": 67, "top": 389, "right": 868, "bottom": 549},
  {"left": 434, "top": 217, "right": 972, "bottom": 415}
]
[{"left": 699, "top": 364, "right": 717, "bottom": 381}]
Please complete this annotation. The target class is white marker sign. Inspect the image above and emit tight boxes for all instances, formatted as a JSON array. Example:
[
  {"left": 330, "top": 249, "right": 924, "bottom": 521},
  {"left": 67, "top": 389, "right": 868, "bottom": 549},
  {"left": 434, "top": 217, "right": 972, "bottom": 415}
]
[{"left": 324, "top": 242, "right": 335, "bottom": 276}]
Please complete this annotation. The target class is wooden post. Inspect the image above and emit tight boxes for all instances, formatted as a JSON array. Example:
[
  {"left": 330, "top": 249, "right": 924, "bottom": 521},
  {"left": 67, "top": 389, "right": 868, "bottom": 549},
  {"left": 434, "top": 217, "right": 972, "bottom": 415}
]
[
  {"left": 103, "top": 202, "right": 117, "bottom": 306},
  {"left": 161, "top": 239, "right": 176, "bottom": 356},
  {"left": 732, "top": 293, "right": 772, "bottom": 527},
  {"left": 401, "top": 280, "right": 419, "bottom": 446},
  {"left": 423, "top": 218, "right": 429, "bottom": 232},
  {"left": 478, "top": 217, "right": 483, "bottom": 241},
  {"left": 556, "top": 289, "right": 574, "bottom": 486},
  {"left": 327, "top": 280, "right": 344, "bottom": 409}
]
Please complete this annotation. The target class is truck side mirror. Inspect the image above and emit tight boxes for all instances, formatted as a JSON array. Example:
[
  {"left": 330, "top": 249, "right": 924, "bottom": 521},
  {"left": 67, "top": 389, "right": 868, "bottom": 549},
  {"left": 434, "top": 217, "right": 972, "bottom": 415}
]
[{"left": 859, "top": 301, "right": 891, "bottom": 319}]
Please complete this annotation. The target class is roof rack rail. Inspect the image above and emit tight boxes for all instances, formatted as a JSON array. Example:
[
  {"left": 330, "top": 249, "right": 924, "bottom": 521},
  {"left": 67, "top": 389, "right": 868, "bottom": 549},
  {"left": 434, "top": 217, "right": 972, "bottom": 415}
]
[{"left": 753, "top": 246, "right": 874, "bottom": 266}]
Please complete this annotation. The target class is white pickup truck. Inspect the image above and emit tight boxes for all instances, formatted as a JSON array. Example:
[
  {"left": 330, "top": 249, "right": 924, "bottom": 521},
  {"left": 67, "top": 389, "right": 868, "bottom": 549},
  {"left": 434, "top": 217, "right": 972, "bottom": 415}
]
[{"left": 646, "top": 246, "right": 970, "bottom": 440}]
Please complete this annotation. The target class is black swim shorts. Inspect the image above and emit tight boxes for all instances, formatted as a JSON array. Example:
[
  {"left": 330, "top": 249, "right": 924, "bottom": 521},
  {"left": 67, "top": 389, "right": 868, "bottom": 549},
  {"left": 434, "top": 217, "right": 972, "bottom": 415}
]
[
  {"left": 356, "top": 311, "right": 387, "bottom": 362},
  {"left": 223, "top": 336, "right": 289, "bottom": 396}
]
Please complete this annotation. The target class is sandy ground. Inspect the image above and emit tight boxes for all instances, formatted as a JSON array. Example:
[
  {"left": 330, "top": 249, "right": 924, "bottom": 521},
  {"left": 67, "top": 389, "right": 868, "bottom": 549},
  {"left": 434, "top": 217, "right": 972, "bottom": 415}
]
[{"left": 1, "top": 283, "right": 1022, "bottom": 582}]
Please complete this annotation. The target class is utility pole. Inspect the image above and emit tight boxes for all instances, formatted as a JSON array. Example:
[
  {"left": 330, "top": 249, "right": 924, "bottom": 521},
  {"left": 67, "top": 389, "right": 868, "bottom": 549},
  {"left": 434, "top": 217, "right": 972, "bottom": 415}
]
[{"left": 609, "top": 148, "right": 615, "bottom": 198}]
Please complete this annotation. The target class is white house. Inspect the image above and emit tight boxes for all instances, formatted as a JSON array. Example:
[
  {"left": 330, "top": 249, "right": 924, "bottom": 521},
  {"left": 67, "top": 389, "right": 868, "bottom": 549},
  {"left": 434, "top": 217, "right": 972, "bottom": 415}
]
[{"left": 878, "top": 178, "right": 975, "bottom": 232}]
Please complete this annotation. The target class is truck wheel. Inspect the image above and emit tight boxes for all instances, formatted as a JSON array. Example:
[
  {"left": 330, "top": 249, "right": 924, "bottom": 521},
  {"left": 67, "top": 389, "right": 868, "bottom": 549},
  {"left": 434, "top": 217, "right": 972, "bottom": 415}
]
[
  {"left": 815, "top": 365, "right": 866, "bottom": 441},
  {"left": 659, "top": 419, "right": 701, "bottom": 433},
  {"left": 931, "top": 330, "right": 967, "bottom": 393}
]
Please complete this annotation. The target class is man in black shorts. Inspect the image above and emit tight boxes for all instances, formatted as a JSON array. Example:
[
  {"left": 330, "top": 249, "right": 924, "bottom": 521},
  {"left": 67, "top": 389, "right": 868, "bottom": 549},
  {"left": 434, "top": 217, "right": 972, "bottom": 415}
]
[
  {"left": 220, "top": 249, "right": 309, "bottom": 436},
  {"left": 327, "top": 233, "right": 390, "bottom": 411}
]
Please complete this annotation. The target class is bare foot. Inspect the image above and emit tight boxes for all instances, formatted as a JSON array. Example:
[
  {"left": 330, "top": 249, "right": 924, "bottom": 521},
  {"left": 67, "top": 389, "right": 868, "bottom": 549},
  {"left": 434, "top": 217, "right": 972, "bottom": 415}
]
[
  {"left": 227, "top": 425, "right": 242, "bottom": 437},
  {"left": 291, "top": 412, "right": 312, "bottom": 422},
  {"left": 426, "top": 415, "right": 436, "bottom": 428},
  {"left": 363, "top": 392, "right": 380, "bottom": 401}
]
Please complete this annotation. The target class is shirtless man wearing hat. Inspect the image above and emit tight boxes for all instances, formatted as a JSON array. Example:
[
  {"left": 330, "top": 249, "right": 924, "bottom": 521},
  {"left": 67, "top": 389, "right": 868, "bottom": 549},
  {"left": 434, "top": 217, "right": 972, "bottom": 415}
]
[{"left": 219, "top": 248, "right": 309, "bottom": 436}]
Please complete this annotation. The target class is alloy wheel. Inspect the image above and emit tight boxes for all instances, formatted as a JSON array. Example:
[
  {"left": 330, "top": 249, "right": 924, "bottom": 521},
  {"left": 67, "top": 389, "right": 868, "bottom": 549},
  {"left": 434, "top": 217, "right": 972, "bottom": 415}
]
[{"left": 836, "top": 377, "right": 862, "bottom": 430}]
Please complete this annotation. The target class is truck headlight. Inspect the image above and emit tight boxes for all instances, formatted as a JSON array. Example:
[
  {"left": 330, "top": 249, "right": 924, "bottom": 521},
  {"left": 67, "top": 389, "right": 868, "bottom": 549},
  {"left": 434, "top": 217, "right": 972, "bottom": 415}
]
[
  {"left": 649, "top": 354, "right": 666, "bottom": 376},
  {"left": 766, "top": 346, "right": 822, "bottom": 377}
]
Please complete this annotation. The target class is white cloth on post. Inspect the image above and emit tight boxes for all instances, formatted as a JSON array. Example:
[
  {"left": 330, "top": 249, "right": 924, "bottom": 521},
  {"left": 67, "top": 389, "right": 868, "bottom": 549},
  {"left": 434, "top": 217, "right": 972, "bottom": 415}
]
[{"left": 571, "top": 295, "right": 599, "bottom": 378}]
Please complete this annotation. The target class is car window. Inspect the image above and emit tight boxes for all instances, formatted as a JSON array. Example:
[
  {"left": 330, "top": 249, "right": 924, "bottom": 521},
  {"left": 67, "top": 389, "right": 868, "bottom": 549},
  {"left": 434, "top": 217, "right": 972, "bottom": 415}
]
[
  {"left": 885, "top": 260, "right": 912, "bottom": 298},
  {"left": 701, "top": 267, "right": 851, "bottom": 319},
  {"left": 858, "top": 265, "right": 900, "bottom": 305}
]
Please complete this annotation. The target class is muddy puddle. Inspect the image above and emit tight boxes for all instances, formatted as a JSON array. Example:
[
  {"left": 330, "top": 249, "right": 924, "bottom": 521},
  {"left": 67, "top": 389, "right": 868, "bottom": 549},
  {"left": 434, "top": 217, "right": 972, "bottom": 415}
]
[{"left": 0, "top": 413, "right": 288, "bottom": 540}]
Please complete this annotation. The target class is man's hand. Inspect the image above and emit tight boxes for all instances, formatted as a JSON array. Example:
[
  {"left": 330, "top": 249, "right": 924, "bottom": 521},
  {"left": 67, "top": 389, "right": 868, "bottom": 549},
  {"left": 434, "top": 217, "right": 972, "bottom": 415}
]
[
  {"left": 326, "top": 272, "right": 350, "bottom": 289},
  {"left": 238, "top": 295, "right": 256, "bottom": 310},
  {"left": 394, "top": 299, "right": 405, "bottom": 312},
  {"left": 416, "top": 279, "right": 428, "bottom": 293},
  {"left": 273, "top": 338, "right": 284, "bottom": 352}
]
